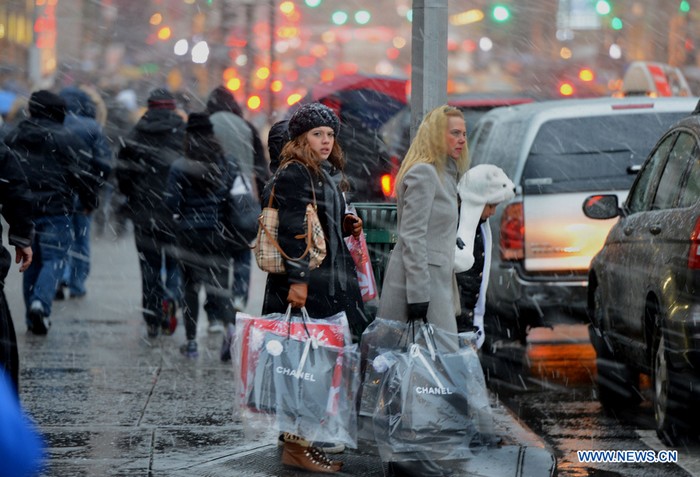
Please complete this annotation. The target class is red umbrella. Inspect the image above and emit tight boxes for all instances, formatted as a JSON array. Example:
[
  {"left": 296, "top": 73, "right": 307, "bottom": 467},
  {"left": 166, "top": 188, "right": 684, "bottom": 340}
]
[
  {"left": 299, "top": 74, "right": 409, "bottom": 130},
  {"left": 306, "top": 74, "right": 408, "bottom": 105}
]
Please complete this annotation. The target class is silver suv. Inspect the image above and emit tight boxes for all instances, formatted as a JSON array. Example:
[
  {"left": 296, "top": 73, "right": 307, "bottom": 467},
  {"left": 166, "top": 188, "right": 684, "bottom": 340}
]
[{"left": 469, "top": 96, "right": 698, "bottom": 343}]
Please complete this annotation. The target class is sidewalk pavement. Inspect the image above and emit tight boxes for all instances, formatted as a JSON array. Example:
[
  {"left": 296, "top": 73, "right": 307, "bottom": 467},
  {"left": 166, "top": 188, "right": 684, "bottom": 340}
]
[{"left": 6, "top": 232, "right": 557, "bottom": 477}]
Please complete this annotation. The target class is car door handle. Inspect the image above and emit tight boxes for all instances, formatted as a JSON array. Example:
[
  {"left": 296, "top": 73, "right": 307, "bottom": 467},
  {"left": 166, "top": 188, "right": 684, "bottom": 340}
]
[{"left": 649, "top": 225, "right": 662, "bottom": 235}]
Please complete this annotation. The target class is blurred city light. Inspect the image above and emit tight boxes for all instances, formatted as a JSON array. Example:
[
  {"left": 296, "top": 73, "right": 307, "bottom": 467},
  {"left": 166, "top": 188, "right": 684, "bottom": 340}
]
[
  {"left": 191, "top": 40, "right": 209, "bottom": 64},
  {"left": 450, "top": 9, "right": 485, "bottom": 26},
  {"left": 332, "top": 11, "right": 348, "bottom": 25},
  {"left": 491, "top": 5, "right": 510, "bottom": 22},
  {"left": 173, "top": 39, "right": 188, "bottom": 56},
  {"left": 305, "top": 0, "right": 322, "bottom": 7},
  {"left": 595, "top": 0, "right": 611, "bottom": 15},
  {"left": 611, "top": 17, "right": 623, "bottom": 30},
  {"left": 157, "top": 26, "right": 171, "bottom": 40},
  {"left": 247, "top": 95, "right": 262, "bottom": 110},
  {"left": 355, "top": 10, "right": 371, "bottom": 25}
]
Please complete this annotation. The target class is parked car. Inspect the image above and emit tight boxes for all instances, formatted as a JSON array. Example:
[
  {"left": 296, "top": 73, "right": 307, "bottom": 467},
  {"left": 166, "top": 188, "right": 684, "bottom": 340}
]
[
  {"left": 583, "top": 105, "right": 700, "bottom": 445},
  {"left": 468, "top": 96, "right": 698, "bottom": 344}
]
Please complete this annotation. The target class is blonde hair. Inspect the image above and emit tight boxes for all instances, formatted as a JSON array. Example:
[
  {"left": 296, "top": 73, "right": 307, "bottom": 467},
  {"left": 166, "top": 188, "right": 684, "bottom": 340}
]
[{"left": 395, "top": 105, "right": 470, "bottom": 186}]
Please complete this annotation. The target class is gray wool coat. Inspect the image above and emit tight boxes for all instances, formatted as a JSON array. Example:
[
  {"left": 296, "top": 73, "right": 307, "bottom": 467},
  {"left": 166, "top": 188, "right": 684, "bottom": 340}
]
[{"left": 377, "top": 159, "right": 461, "bottom": 336}]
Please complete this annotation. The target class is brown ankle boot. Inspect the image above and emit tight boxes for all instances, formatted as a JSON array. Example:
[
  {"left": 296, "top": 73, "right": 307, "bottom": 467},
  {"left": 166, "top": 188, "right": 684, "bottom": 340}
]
[{"left": 282, "top": 441, "right": 343, "bottom": 473}]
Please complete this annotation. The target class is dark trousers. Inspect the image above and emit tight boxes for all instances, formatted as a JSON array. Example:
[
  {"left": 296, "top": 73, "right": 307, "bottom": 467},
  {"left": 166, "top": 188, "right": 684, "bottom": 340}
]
[
  {"left": 0, "top": 291, "right": 19, "bottom": 396},
  {"left": 133, "top": 228, "right": 182, "bottom": 327},
  {"left": 181, "top": 257, "right": 233, "bottom": 340}
]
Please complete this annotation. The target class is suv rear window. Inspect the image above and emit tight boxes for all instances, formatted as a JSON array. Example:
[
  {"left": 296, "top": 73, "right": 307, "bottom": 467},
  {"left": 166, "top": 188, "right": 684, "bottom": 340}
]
[{"left": 522, "top": 112, "right": 687, "bottom": 194}]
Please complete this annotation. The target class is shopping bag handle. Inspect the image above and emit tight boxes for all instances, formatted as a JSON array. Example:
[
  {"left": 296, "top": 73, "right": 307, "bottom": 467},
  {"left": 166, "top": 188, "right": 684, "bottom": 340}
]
[{"left": 283, "top": 304, "right": 313, "bottom": 343}]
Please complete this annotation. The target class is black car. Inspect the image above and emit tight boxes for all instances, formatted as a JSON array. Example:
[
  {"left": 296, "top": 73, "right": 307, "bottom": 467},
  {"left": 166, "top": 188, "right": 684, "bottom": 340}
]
[{"left": 583, "top": 105, "right": 700, "bottom": 445}]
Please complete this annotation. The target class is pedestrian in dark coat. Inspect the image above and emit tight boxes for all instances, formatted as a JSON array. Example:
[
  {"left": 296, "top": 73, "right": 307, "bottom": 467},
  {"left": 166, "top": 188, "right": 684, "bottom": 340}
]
[
  {"left": 261, "top": 102, "right": 367, "bottom": 474},
  {"left": 4, "top": 90, "right": 99, "bottom": 335},
  {"left": 116, "top": 88, "right": 185, "bottom": 338},
  {"left": 56, "top": 86, "right": 113, "bottom": 299},
  {"left": 205, "top": 86, "right": 267, "bottom": 331},
  {"left": 0, "top": 142, "right": 33, "bottom": 394},
  {"left": 261, "top": 106, "right": 368, "bottom": 341},
  {"left": 165, "top": 113, "right": 235, "bottom": 358}
]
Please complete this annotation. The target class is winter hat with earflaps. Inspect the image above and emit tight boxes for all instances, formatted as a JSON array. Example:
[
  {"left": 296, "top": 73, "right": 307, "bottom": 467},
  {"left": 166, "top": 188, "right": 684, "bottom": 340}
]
[
  {"left": 287, "top": 102, "right": 340, "bottom": 139},
  {"left": 147, "top": 88, "right": 177, "bottom": 110},
  {"left": 455, "top": 164, "right": 515, "bottom": 273}
]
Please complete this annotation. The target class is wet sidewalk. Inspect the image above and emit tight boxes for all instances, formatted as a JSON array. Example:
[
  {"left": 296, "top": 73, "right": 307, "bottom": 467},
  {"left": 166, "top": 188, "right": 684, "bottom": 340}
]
[{"left": 6, "top": 232, "right": 556, "bottom": 476}]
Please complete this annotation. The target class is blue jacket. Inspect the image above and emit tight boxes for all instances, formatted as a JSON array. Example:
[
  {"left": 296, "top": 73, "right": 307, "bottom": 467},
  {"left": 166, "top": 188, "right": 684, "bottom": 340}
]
[{"left": 60, "top": 87, "right": 113, "bottom": 184}]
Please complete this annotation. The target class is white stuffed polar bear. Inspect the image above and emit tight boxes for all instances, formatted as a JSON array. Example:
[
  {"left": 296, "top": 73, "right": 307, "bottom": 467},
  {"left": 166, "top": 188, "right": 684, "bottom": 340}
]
[{"left": 455, "top": 164, "right": 515, "bottom": 349}]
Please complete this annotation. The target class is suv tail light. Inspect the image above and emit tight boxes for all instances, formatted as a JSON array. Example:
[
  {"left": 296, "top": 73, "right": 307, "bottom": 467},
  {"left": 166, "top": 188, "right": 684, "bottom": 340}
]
[
  {"left": 380, "top": 173, "right": 394, "bottom": 198},
  {"left": 380, "top": 155, "right": 401, "bottom": 199},
  {"left": 689, "top": 216, "right": 700, "bottom": 269},
  {"left": 500, "top": 202, "right": 524, "bottom": 260}
]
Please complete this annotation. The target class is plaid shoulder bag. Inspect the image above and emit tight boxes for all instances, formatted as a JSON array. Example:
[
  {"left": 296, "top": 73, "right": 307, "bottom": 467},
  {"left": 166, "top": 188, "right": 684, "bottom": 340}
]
[{"left": 253, "top": 163, "right": 327, "bottom": 274}]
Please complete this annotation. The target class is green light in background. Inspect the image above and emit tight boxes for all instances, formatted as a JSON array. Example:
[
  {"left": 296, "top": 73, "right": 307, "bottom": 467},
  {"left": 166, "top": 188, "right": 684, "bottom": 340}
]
[
  {"left": 355, "top": 10, "right": 371, "bottom": 25},
  {"left": 492, "top": 5, "right": 510, "bottom": 22},
  {"left": 331, "top": 10, "right": 348, "bottom": 25},
  {"left": 305, "top": 0, "right": 322, "bottom": 7},
  {"left": 680, "top": 0, "right": 690, "bottom": 13},
  {"left": 611, "top": 17, "right": 623, "bottom": 30}
]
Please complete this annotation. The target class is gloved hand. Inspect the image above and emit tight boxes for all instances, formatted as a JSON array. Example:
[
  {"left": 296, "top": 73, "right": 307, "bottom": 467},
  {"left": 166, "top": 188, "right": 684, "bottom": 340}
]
[
  {"left": 287, "top": 283, "right": 308, "bottom": 308},
  {"left": 407, "top": 302, "right": 429, "bottom": 322},
  {"left": 473, "top": 313, "right": 485, "bottom": 349},
  {"left": 343, "top": 214, "right": 363, "bottom": 238}
]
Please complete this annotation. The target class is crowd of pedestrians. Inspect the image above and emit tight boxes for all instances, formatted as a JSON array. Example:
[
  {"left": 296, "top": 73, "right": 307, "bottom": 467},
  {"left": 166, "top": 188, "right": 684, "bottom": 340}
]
[{"left": 0, "top": 77, "right": 509, "bottom": 475}]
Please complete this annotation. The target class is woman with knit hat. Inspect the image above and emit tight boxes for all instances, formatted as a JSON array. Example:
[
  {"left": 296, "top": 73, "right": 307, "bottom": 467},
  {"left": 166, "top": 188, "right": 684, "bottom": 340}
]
[{"left": 261, "top": 102, "right": 366, "bottom": 473}]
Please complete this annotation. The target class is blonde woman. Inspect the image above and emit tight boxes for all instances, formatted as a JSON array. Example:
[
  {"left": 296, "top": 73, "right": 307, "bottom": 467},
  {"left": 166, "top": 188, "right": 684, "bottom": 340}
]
[{"left": 378, "top": 105, "right": 469, "bottom": 334}]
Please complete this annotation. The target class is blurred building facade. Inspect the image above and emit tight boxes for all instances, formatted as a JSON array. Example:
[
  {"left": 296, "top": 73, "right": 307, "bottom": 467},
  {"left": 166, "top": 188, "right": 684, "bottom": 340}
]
[{"left": 1, "top": 0, "right": 700, "bottom": 114}]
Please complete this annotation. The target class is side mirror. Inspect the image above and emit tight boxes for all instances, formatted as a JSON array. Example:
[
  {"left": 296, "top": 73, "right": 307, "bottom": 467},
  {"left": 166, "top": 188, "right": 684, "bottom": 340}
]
[{"left": 582, "top": 194, "right": 620, "bottom": 220}]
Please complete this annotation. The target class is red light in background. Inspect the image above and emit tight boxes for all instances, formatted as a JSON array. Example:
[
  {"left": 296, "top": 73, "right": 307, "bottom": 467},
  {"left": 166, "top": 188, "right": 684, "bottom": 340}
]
[
  {"left": 320, "top": 69, "right": 335, "bottom": 82},
  {"left": 380, "top": 174, "right": 395, "bottom": 198},
  {"left": 386, "top": 47, "right": 400, "bottom": 60},
  {"left": 338, "top": 63, "right": 358, "bottom": 75},
  {"left": 297, "top": 56, "right": 316, "bottom": 68}
]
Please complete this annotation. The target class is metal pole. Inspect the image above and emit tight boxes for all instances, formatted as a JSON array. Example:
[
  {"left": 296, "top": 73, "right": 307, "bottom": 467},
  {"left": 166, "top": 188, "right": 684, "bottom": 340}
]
[
  {"left": 410, "top": 0, "right": 448, "bottom": 141},
  {"left": 269, "top": 0, "right": 275, "bottom": 120}
]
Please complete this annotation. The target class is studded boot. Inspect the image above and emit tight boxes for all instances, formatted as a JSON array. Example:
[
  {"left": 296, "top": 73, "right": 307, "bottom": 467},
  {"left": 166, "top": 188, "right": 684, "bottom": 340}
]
[{"left": 282, "top": 441, "right": 343, "bottom": 473}]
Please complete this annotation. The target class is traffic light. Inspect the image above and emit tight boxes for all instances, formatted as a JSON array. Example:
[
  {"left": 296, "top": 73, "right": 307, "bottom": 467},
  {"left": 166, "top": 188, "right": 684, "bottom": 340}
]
[
  {"left": 332, "top": 11, "right": 348, "bottom": 25},
  {"left": 680, "top": 0, "right": 690, "bottom": 13},
  {"left": 491, "top": 4, "right": 510, "bottom": 22}
]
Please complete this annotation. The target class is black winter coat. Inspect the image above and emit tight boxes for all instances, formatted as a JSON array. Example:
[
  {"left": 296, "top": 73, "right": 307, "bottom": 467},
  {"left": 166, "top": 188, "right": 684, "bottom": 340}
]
[
  {"left": 0, "top": 143, "right": 34, "bottom": 285},
  {"left": 455, "top": 219, "right": 486, "bottom": 332},
  {"left": 165, "top": 154, "right": 233, "bottom": 257},
  {"left": 116, "top": 109, "right": 185, "bottom": 235},
  {"left": 4, "top": 117, "right": 99, "bottom": 217},
  {"left": 261, "top": 161, "right": 368, "bottom": 340}
]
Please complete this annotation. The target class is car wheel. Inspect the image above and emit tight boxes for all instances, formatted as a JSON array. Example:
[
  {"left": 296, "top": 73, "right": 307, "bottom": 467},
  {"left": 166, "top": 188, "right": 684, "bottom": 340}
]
[
  {"left": 652, "top": 330, "right": 689, "bottom": 446},
  {"left": 590, "top": 287, "right": 641, "bottom": 410}
]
